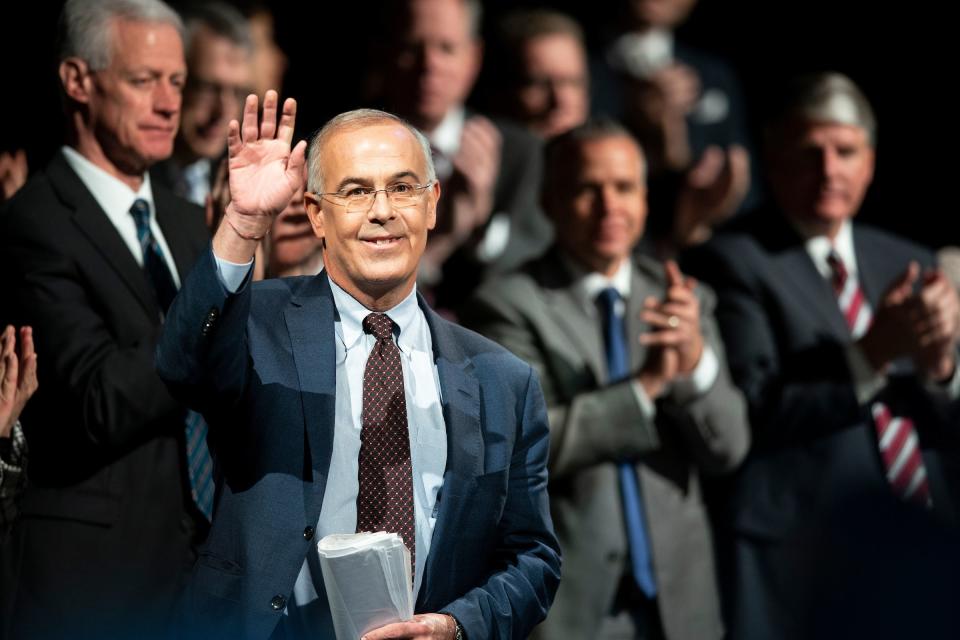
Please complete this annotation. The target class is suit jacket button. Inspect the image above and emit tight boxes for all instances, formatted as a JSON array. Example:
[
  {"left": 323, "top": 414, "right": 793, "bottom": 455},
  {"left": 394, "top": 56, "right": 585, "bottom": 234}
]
[
  {"left": 303, "top": 526, "right": 315, "bottom": 541},
  {"left": 270, "top": 595, "right": 286, "bottom": 611}
]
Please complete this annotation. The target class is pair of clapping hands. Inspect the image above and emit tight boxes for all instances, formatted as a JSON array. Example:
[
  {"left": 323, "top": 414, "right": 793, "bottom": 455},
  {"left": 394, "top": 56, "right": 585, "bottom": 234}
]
[
  {"left": 1, "top": 325, "right": 37, "bottom": 439},
  {"left": 860, "top": 263, "right": 960, "bottom": 381},
  {"left": 636, "top": 260, "right": 705, "bottom": 400}
]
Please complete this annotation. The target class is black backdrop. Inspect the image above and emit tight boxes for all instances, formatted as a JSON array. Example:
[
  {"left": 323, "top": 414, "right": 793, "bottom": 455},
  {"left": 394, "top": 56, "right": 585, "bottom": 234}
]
[{"left": 3, "top": 0, "right": 952, "bottom": 247}]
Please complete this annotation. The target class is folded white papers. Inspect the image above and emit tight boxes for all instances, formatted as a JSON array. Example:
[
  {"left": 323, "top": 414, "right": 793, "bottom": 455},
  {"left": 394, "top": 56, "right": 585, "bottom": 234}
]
[{"left": 317, "top": 532, "right": 414, "bottom": 639}]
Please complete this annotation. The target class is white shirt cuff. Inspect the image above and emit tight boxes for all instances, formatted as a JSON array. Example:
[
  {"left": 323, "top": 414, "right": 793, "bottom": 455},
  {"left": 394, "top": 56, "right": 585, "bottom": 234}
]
[
  {"left": 846, "top": 343, "right": 887, "bottom": 405},
  {"left": 630, "top": 380, "right": 657, "bottom": 420},
  {"left": 214, "top": 253, "right": 254, "bottom": 294},
  {"left": 671, "top": 346, "right": 720, "bottom": 403}
]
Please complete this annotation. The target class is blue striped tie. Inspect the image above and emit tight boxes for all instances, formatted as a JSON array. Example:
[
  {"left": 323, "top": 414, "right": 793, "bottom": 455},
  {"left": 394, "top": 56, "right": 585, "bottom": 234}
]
[
  {"left": 130, "top": 199, "right": 214, "bottom": 520},
  {"left": 597, "top": 287, "right": 657, "bottom": 598}
]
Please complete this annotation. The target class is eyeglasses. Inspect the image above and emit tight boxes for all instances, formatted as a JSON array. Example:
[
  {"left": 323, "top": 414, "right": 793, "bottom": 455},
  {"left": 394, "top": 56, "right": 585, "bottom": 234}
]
[{"left": 316, "top": 182, "right": 434, "bottom": 214}]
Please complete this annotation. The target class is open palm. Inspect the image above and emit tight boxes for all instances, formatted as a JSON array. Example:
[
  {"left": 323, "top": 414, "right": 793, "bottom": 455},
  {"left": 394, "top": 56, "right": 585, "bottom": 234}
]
[{"left": 227, "top": 91, "right": 307, "bottom": 223}]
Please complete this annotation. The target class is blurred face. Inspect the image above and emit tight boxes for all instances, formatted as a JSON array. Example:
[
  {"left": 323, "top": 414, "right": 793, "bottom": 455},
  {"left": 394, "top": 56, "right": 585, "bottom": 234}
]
[
  {"left": 629, "top": 0, "right": 698, "bottom": 29},
  {"left": 548, "top": 136, "right": 647, "bottom": 276},
  {"left": 390, "top": 0, "right": 481, "bottom": 131},
  {"left": 768, "top": 121, "right": 875, "bottom": 236},
  {"left": 179, "top": 27, "right": 252, "bottom": 161},
  {"left": 81, "top": 19, "right": 185, "bottom": 174},
  {"left": 516, "top": 33, "right": 589, "bottom": 138},
  {"left": 268, "top": 188, "right": 323, "bottom": 275},
  {"left": 304, "top": 123, "right": 439, "bottom": 306}
]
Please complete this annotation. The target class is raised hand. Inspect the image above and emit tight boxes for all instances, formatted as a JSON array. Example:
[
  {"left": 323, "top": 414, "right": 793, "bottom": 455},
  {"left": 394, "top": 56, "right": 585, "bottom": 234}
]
[
  {"left": 1, "top": 325, "right": 38, "bottom": 439},
  {"left": 216, "top": 91, "right": 307, "bottom": 261}
]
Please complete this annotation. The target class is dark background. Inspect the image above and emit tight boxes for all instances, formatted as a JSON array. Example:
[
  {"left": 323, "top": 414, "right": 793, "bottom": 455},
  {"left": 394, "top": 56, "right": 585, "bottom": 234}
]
[{"left": 3, "top": 0, "right": 952, "bottom": 247}]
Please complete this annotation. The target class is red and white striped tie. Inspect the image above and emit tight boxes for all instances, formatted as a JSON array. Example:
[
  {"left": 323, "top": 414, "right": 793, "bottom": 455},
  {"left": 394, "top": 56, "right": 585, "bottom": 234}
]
[{"left": 827, "top": 251, "right": 932, "bottom": 508}]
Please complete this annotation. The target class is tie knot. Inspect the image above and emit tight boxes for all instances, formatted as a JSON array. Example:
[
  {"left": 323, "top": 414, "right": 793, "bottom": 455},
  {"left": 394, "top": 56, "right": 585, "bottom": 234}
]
[
  {"left": 597, "top": 287, "right": 621, "bottom": 313},
  {"left": 363, "top": 313, "right": 396, "bottom": 341},
  {"left": 827, "top": 251, "right": 846, "bottom": 279},
  {"left": 129, "top": 198, "right": 150, "bottom": 229}
]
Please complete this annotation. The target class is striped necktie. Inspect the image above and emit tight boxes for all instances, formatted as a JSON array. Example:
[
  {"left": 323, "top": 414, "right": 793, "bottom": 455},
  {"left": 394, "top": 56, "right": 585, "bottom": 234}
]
[
  {"left": 130, "top": 199, "right": 215, "bottom": 520},
  {"left": 827, "top": 250, "right": 931, "bottom": 507}
]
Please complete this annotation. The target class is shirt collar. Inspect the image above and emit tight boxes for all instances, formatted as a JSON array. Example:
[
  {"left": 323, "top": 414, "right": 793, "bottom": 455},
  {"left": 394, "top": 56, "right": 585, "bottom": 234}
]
[
  {"left": 796, "top": 218, "right": 857, "bottom": 281},
  {"left": 428, "top": 106, "right": 466, "bottom": 158},
  {"left": 327, "top": 277, "right": 421, "bottom": 353},
  {"left": 61, "top": 145, "right": 155, "bottom": 220},
  {"left": 561, "top": 252, "right": 632, "bottom": 313}
]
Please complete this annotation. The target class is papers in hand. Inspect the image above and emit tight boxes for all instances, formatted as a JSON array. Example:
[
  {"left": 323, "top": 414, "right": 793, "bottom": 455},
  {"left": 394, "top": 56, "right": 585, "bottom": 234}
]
[{"left": 317, "top": 532, "right": 414, "bottom": 639}]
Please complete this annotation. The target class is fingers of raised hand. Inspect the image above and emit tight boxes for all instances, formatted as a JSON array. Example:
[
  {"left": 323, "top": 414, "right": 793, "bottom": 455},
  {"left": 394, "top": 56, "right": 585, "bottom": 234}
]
[
  {"left": 277, "top": 96, "right": 298, "bottom": 145},
  {"left": 240, "top": 94, "right": 260, "bottom": 143}
]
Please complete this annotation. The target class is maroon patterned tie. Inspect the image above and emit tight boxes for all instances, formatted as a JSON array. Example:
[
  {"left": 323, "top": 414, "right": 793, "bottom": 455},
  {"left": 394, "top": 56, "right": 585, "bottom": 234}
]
[
  {"left": 827, "top": 251, "right": 931, "bottom": 507},
  {"left": 356, "top": 313, "right": 416, "bottom": 574}
]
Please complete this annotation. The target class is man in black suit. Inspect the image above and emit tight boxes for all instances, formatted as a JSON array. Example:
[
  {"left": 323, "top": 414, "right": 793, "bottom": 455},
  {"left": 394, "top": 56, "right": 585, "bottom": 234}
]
[
  {"left": 0, "top": 0, "right": 209, "bottom": 637},
  {"left": 686, "top": 73, "right": 960, "bottom": 639}
]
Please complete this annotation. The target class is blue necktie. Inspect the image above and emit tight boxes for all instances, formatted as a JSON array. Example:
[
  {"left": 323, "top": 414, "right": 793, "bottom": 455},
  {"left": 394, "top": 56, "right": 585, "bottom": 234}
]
[
  {"left": 597, "top": 287, "right": 657, "bottom": 597},
  {"left": 130, "top": 199, "right": 214, "bottom": 521}
]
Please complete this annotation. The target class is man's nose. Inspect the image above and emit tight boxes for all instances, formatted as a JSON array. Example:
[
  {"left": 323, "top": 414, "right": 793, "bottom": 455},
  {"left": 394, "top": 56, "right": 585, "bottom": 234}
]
[
  {"left": 367, "top": 189, "right": 396, "bottom": 221},
  {"left": 154, "top": 79, "right": 181, "bottom": 116}
]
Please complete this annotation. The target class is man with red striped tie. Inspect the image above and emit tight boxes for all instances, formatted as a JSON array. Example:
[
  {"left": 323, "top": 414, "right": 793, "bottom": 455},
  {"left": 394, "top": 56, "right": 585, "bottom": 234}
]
[{"left": 686, "top": 72, "right": 960, "bottom": 640}]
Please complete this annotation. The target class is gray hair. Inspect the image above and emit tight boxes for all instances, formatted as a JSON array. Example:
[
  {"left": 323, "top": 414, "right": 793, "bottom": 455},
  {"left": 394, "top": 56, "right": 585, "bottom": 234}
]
[
  {"left": 543, "top": 117, "right": 647, "bottom": 195},
  {"left": 766, "top": 72, "right": 877, "bottom": 146},
  {"left": 306, "top": 109, "right": 436, "bottom": 195},
  {"left": 182, "top": 2, "right": 252, "bottom": 58},
  {"left": 57, "top": 0, "right": 184, "bottom": 70}
]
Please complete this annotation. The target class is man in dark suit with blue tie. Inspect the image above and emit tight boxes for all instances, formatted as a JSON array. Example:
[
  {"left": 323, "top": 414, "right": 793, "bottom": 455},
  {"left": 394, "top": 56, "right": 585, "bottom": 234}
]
[{"left": 156, "top": 91, "right": 560, "bottom": 639}]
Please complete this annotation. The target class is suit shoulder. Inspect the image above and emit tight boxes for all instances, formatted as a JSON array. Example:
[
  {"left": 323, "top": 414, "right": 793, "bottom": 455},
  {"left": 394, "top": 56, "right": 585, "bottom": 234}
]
[
  {"left": 854, "top": 223, "right": 934, "bottom": 264},
  {"left": 437, "top": 315, "right": 534, "bottom": 379}
]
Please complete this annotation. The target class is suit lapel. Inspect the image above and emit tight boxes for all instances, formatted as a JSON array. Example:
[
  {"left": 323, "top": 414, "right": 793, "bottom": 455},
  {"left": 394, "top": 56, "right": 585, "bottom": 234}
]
[
  {"left": 534, "top": 252, "right": 608, "bottom": 384},
  {"left": 50, "top": 152, "right": 159, "bottom": 317},
  {"left": 415, "top": 300, "right": 482, "bottom": 609},
  {"left": 627, "top": 262, "right": 662, "bottom": 373},
  {"left": 772, "top": 239, "right": 850, "bottom": 341},
  {"left": 853, "top": 226, "right": 894, "bottom": 309},
  {"left": 284, "top": 274, "right": 337, "bottom": 498}
]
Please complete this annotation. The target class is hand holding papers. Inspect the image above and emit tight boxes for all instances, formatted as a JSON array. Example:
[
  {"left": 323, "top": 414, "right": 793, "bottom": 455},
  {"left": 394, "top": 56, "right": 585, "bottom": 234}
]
[{"left": 317, "top": 532, "right": 414, "bottom": 639}]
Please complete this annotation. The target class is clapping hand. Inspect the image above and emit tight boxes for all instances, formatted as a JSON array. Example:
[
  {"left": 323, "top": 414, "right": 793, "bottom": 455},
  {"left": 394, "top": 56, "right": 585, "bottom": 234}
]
[{"left": 0, "top": 325, "right": 38, "bottom": 439}]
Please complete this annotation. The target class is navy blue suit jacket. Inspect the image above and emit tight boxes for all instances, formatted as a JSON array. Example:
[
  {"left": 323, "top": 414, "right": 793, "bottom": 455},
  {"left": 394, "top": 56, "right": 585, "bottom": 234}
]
[
  {"left": 686, "top": 212, "right": 960, "bottom": 639},
  {"left": 156, "top": 248, "right": 561, "bottom": 640}
]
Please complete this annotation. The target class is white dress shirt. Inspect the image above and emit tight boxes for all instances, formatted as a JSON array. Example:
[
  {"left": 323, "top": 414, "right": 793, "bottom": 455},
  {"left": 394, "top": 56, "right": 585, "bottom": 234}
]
[
  {"left": 61, "top": 146, "right": 181, "bottom": 286},
  {"left": 213, "top": 256, "right": 447, "bottom": 634}
]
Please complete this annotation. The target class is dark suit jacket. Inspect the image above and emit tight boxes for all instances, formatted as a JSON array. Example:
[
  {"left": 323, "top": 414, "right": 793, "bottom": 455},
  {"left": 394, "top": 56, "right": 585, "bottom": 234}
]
[
  {"left": 0, "top": 151, "right": 210, "bottom": 639},
  {"left": 685, "top": 212, "right": 960, "bottom": 639},
  {"left": 434, "top": 116, "right": 553, "bottom": 310},
  {"left": 155, "top": 249, "right": 562, "bottom": 640},
  {"left": 463, "top": 248, "right": 750, "bottom": 640}
]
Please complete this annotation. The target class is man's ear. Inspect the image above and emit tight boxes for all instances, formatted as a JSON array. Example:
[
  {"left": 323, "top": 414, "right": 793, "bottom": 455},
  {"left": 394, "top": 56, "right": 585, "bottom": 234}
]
[
  {"left": 303, "top": 192, "right": 325, "bottom": 241},
  {"left": 426, "top": 180, "right": 441, "bottom": 231},
  {"left": 59, "top": 57, "right": 92, "bottom": 104}
]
